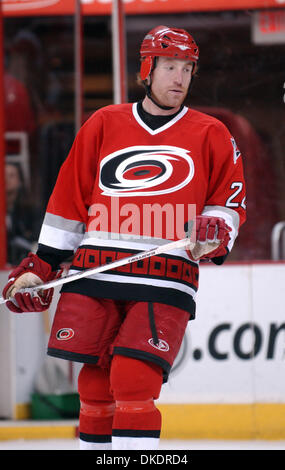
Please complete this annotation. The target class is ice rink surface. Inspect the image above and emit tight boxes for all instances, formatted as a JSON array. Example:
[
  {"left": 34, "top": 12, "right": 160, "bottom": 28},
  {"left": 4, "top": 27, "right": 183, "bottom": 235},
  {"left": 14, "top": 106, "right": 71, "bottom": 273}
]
[{"left": 0, "top": 438, "right": 284, "bottom": 450}]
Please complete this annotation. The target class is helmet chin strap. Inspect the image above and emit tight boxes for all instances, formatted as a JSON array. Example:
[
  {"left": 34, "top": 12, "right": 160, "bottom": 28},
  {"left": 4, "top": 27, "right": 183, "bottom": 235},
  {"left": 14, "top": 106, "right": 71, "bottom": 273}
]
[{"left": 145, "top": 83, "right": 176, "bottom": 111}]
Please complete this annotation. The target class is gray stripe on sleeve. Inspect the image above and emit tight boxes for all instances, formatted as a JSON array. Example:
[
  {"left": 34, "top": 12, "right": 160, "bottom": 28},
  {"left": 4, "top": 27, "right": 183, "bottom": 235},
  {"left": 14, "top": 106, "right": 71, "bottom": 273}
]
[{"left": 43, "top": 212, "right": 86, "bottom": 234}]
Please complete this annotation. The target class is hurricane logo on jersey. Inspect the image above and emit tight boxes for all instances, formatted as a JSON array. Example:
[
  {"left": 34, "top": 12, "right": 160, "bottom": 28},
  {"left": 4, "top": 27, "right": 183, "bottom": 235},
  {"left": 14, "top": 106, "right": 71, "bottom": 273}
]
[{"left": 99, "top": 145, "right": 194, "bottom": 197}]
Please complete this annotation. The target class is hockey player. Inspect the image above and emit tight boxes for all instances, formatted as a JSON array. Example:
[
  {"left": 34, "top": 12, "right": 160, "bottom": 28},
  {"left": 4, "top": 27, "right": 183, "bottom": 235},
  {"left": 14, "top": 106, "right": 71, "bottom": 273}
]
[{"left": 2, "top": 26, "right": 246, "bottom": 450}]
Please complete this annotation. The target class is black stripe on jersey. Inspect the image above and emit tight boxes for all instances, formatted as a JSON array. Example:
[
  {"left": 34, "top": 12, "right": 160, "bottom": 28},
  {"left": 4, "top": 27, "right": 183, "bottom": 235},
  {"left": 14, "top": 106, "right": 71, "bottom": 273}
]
[{"left": 37, "top": 243, "right": 74, "bottom": 270}]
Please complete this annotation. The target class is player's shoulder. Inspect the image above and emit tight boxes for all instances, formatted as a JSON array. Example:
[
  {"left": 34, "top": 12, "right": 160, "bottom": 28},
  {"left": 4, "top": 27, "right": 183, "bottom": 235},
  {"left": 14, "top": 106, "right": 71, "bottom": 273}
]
[
  {"left": 186, "top": 107, "right": 230, "bottom": 134},
  {"left": 89, "top": 103, "right": 133, "bottom": 120},
  {"left": 78, "top": 103, "right": 133, "bottom": 135}
]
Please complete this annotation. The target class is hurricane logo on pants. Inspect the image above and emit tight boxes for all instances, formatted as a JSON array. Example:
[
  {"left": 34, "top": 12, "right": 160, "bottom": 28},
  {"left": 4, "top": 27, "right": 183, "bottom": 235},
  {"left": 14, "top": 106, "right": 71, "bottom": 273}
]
[{"left": 99, "top": 145, "right": 194, "bottom": 197}]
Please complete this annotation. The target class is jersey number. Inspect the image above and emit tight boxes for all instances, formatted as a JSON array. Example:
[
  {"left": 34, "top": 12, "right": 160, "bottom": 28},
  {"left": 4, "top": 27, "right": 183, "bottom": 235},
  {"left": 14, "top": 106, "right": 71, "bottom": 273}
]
[{"left": 226, "top": 182, "right": 246, "bottom": 209}]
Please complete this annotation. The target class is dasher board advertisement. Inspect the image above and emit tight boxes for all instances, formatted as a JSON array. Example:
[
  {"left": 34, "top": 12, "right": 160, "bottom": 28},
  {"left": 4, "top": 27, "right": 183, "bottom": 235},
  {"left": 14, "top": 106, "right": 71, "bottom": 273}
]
[{"left": 2, "top": 0, "right": 285, "bottom": 17}]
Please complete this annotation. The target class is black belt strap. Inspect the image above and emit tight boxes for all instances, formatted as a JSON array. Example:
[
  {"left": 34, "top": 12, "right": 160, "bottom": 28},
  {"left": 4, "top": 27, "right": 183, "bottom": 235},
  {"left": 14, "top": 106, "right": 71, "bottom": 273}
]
[{"left": 148, "top": 302, "right": 159, "bottom": 346}]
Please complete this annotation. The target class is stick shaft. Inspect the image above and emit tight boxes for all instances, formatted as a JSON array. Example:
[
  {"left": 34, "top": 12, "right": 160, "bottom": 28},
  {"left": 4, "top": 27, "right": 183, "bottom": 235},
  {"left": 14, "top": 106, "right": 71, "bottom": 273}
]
[{"left": 0, "top": 237, "right": 191, "bottom": 305}]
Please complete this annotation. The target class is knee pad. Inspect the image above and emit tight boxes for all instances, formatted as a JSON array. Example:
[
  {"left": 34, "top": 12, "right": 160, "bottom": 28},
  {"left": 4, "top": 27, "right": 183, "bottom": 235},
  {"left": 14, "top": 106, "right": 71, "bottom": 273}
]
[
  {"left": 110, "top": 356, "right": 163, "bottom": 402},
  {"left": 78, "top": 364, "right": 115, "bottom": 423}
]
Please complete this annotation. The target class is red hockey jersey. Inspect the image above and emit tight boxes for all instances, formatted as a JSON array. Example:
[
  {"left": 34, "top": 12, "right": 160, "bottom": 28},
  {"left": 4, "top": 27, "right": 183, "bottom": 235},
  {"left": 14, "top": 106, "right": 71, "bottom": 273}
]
[{"left": 38, "top": 103, "right": 246, "bottom": 318}]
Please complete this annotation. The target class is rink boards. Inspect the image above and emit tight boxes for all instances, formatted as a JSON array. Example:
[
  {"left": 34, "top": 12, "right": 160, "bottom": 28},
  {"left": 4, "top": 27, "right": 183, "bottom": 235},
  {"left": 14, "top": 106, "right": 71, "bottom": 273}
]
[{"left": 0, "top": 261, "right": 284, "bottom": 440}]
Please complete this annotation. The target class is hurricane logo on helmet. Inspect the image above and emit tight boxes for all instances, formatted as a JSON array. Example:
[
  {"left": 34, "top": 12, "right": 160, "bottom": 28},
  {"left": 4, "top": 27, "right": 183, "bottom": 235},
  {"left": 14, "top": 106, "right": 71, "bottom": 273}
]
[{"left": 99, "top": 145, "right": 194, "bottom": 197}]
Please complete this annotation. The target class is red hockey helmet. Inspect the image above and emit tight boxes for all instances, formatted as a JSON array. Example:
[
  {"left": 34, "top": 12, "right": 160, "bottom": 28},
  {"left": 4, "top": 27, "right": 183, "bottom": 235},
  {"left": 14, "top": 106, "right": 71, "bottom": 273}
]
[{"left": 140, "top": 25, "right": 199, "bottom": 81}]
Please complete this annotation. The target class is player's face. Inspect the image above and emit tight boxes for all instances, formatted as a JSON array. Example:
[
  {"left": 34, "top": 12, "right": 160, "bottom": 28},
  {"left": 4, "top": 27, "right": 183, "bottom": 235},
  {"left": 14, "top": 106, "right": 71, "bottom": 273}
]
[{"left": 150, "top": 57, "right": 193, "bottom": 111}]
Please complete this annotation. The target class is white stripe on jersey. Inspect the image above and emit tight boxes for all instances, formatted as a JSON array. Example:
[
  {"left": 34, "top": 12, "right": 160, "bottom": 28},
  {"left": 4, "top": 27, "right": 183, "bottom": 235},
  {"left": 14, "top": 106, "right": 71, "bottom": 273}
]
[
  {"left": 38, "top": 223, "right": 84, "bottom": 250},
  {"left": 67, "top": 268, "right": 198, "bottom": 299}
]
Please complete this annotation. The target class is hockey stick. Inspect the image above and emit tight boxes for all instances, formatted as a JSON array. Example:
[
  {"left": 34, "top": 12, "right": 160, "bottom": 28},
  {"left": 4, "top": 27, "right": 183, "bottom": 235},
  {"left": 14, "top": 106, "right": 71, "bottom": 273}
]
[{"left": 0, "top": 237, "right": 193, "bottom": 305}]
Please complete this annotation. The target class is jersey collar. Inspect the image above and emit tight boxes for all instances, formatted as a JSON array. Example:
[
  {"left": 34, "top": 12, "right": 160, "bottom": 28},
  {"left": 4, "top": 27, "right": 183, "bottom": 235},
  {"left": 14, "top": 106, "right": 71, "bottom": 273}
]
[{"left": 132, "top": 102, "right": 189, "bottom": 135}]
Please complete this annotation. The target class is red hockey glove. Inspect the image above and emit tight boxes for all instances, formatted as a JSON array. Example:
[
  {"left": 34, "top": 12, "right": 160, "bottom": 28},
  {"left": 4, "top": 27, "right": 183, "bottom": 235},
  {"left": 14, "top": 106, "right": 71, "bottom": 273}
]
[
  {"left": 186, "top": 215, "right": 231, "bottom": 261},
  {"left": 2, "top": 253, "right": 61, "bottom": 313}
]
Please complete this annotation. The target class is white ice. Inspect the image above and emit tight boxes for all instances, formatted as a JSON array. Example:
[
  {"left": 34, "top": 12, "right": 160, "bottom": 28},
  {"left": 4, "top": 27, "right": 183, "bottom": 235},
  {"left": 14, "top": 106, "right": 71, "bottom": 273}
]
[{"left": 0, "top": 438, "right": 284, "bottom": 450}]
